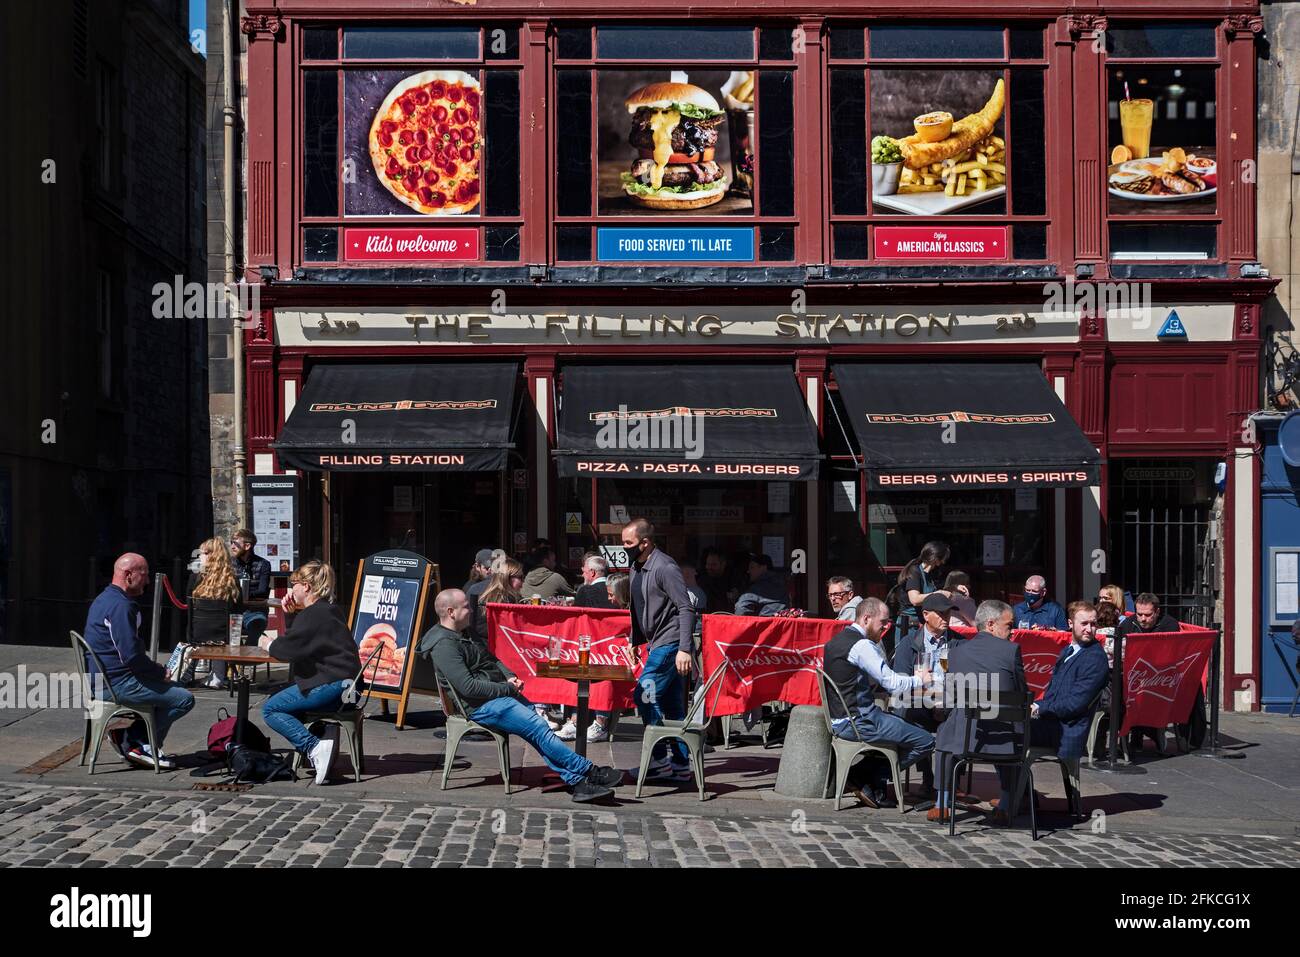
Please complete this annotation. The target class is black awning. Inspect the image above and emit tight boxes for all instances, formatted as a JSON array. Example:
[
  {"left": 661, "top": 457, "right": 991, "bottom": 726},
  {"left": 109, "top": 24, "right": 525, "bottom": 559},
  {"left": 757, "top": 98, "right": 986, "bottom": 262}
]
[
  {"left": 555, "top": 365, "right": 820, "bottom": 480},
  {"left": 832, "top": 362, "right": 1101, "bottom": 490},
  {"left": 273, "top": 362, "right": 518, "bottom": 471}
]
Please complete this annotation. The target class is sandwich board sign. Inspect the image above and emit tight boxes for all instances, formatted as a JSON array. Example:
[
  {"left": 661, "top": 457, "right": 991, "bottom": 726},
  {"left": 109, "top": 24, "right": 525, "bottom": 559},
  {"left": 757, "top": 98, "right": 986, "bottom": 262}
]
[{"left": 346, "top": 549, "right": 441, "bottom": 729}]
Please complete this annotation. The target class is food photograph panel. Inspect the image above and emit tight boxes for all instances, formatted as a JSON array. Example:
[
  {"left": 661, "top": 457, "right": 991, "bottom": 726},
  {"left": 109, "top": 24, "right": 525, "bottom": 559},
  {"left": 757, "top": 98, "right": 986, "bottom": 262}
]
[
  {"left": 596, "top": 70, "right": 755, "bottom": 216},
  {"left": 1106, "top": 67, "right": 1217, "bottom": 215},
  {"left": 869, "top": 70, "right": 1008, "bottom": 216},
  {"left": 343, "top": 68, "right": 485, "bottom": 216}
]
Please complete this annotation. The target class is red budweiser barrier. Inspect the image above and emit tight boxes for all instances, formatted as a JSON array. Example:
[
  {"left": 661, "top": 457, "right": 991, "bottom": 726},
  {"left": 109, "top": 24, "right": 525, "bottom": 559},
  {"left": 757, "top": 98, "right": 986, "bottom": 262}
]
[
  {"left": 950, "top": 626, "right": 1072, "bottom": 699},
  {"left": 485, "top": 603, "right": 638, "bottom": 711},
  {"left": 1120, "top": 627, "right": 1215, "bottom": 735},
  {"left": 700, "top": 613, "right": 842, "bottom": 716}
]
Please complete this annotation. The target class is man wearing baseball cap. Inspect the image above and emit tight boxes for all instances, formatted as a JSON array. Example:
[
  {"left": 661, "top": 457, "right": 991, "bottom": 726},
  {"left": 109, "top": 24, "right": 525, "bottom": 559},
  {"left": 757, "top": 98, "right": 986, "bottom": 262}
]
[
  {"left": 464, "top": 547, "right": 498, "bottom": 644},
  {"left": 893, "top": 591, "right": 964, "bottom": 813}
]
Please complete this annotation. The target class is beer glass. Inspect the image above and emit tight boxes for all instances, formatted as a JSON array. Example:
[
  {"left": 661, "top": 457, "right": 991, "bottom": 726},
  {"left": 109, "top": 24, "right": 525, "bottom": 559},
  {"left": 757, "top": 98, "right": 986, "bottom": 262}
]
[
  {"left": 547, "top": 635, "right": 562, "bottom": 671},
  {"left": 577, "top": 635, "right": 591, "bottom": 670}
]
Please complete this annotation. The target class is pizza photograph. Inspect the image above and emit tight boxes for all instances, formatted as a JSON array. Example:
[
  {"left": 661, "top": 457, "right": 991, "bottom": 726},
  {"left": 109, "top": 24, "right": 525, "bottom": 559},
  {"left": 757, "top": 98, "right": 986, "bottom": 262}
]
[{"left": 349, "top": 69, "right": 484, "bottom": 216}]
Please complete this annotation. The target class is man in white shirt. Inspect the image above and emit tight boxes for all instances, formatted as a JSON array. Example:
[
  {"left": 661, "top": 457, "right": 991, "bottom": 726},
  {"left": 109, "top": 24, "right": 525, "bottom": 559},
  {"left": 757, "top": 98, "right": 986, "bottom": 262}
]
[
  {"left": 822, "top": 597, "right": 935, "bottom": 809},
  {"left": 826, "top": 576, "right": 863, "bottom": 622}
]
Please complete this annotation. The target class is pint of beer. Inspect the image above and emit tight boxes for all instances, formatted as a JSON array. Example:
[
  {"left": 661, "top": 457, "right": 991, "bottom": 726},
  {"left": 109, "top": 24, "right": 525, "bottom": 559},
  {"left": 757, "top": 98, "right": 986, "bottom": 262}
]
[{"left": 577, "top": 635, "right": 591, "bottom": 670}]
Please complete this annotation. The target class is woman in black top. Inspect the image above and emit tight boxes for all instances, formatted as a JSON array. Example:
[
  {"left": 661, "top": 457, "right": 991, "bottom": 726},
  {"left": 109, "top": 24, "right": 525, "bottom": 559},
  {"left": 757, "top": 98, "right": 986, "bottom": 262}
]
[
  {"left": 185, "top": 536, "right": 245, "bottom": 688},
  {"left": 894, "top": 541, "right": 950, "bottom": 644},
  {"left": 257, "top": 561, "right": 361, "bottom": 784}
]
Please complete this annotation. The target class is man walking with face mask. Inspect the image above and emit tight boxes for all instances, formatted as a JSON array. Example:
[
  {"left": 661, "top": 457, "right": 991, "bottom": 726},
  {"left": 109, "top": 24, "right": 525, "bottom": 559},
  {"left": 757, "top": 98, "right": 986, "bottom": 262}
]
[{"left": 623, "top": 518, "right": 697, "bottom": 783}]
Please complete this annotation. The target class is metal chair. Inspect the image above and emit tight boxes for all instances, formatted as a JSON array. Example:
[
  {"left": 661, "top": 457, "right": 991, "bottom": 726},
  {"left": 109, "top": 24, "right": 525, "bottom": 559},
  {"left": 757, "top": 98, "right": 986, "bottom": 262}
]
[
  {"left": 634, "top": 660, "right": 729, "bottom": 801},
  {"left": 947, "top": 688, "right": 1037, "bottom": 839},
  {"left": 815, "top": 668, "right": 907, "bottom": 815},
  {"left": 69, "top": 630, "right": 162, "bottom": 774},
  {"left": 433, "top": 675, "right": 513, "bottom": 794},
  {"left": 290, "top": 641, "right": 383, "bottom": 783}
]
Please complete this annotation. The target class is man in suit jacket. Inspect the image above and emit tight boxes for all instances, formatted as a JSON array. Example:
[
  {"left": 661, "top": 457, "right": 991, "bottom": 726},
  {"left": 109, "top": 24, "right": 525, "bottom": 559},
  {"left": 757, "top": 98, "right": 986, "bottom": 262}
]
[
  {"left": 934, "top": 599, "right": 1026, "bottom": 825},
  {"left": 573, "top": 554, "right": 613, "bottom": 609},
  {"left": 1030, "top": 600, "right": 1109, "bottom": 764}
]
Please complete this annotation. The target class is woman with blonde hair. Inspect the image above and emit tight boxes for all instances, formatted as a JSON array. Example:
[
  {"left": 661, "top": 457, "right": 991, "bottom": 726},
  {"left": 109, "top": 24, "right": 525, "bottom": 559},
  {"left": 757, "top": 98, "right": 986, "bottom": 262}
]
[
  {"left": 256, "top": 560, "right": 361, "bottom": 784},
  {"left": 1096, "top": 583, "right": 1130, "bottom": 621},
  {"left": 183, "top": 536, "right": 245, "bottom": 688}
]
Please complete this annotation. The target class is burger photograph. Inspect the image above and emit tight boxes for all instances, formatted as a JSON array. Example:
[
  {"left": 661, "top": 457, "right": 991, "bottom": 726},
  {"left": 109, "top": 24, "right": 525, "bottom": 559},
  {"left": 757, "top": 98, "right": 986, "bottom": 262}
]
[{"left": 598, "top": 72, "right": 752, "bottom": 215}]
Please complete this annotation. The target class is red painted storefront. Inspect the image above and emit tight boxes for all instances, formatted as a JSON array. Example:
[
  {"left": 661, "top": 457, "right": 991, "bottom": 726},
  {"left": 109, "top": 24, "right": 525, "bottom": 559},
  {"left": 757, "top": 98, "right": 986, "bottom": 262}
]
[{"left": 240, "top": 1, "right": 1273, "bottom": 709}]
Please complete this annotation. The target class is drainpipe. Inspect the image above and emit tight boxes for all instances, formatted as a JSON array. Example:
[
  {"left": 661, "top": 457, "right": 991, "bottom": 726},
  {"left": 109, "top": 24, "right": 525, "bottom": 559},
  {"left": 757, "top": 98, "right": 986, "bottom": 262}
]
[{"left": 224, "top": 0, "right": 246, "bottom": 528}]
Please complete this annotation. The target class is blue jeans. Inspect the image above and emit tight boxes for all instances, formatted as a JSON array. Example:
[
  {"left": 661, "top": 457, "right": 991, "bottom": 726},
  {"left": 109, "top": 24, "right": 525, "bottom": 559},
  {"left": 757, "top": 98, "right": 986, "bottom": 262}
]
[
  {"left": 634, "top": 643, "right": 689, "bottom": 764},
  {"left": 835, "top": 709, "right": 935, "bottom": 791},
  {"left": 471, "top": 696, "right": 593, "bottom": 786},
  {"left": 262, "top": 680, "right": 348, "bottom": 754},
  {"left": 105, "top": 673, "right": 196, "bottom": 749}
]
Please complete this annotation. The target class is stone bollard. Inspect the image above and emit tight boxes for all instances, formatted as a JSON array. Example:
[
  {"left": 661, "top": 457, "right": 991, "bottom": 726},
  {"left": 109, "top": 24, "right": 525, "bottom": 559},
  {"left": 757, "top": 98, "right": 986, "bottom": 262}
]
[{"left": 773, "top": 704, "right": 833, "bottom": 799}]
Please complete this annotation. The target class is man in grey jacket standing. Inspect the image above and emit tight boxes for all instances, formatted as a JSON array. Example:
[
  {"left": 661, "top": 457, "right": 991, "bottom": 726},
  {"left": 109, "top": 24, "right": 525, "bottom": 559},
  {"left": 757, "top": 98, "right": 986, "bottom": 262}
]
[{"left": 623, "top": 518, "right": 696, "bottom": 782}]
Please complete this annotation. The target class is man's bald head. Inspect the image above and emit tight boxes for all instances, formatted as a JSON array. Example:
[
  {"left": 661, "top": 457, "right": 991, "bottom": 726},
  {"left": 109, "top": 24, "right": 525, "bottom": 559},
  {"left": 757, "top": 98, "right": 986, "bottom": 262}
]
[
  {"left": 112, "top": 553, "right": 150, "bottom": 597},
  {"left": 434, "top": 588, "right": 472, "bottom": 632}
]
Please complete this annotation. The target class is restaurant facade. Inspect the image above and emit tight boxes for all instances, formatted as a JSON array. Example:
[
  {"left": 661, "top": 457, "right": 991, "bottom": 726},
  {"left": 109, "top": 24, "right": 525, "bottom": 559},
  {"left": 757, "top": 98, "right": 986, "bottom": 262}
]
[{"left": 235, "top": 0, "right": 1272, "bottom": 711}]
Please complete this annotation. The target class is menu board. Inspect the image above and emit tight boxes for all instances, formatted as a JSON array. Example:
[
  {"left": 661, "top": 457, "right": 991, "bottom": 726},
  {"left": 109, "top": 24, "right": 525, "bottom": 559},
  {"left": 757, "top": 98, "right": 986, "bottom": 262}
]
[
  {"left": 345, "top": 549, "right": 439, "bottom": 727},
  {"left": 247, "top": 476, "right": 299, "bottom": 573}
]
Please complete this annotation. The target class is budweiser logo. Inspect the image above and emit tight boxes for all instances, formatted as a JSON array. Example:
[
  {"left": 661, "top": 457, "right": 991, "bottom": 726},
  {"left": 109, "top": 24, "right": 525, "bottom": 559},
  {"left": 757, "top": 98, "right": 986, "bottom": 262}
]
[
  {"left": 1126, "top": 653, "right": 1205, "bottom": 703},
  {"left": 497, "top": 624, "right": 632, "bottom": 678},
  {"left": 712, "top": 639, "right": 823, "bottom": 686},
  {"left": 1020, "top": 651, "right": 1059, "bottom": 691}
]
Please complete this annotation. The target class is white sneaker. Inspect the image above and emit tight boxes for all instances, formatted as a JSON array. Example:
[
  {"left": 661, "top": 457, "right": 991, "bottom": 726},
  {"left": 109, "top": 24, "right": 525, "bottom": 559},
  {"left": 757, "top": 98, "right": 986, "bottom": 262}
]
[
  {"left": 204, "top": 674, "right": 226, "bottom": 690},
  {"left": 309, "top": 735, "right": 336, "bottom": 785},
  {"left": 587, "top": 722, "right": 609, "bottom": 742},
  {"left": 536, "top": 706, "right": 561, "bottom": 731},
  {"left": 131, "top": 744, "right": 177, "bottom": 771},
  {"left": 556, "top": 721, "right": 577, "bottom": 741}
]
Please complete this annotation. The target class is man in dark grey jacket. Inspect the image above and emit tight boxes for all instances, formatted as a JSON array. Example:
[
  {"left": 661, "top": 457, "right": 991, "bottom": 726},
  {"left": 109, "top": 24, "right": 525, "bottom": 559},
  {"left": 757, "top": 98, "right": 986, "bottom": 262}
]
[
  {"left": 418, "top": 588, "right": 622, "bottom": 803},
  {"left": 934, "top": 599, "right": 1026, "bottom": 825},
  {"left": 624, "top": 518, "right": 696, "bottom": 782}
]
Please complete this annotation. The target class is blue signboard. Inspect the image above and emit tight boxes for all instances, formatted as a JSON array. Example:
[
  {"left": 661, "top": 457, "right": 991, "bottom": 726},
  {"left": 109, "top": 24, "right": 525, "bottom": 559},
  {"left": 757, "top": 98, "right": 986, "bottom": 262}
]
[
  {"left": 597, "top": 227, "right": 755, "bottom": 262},
  {"left": 1157, "top": 310, "right": 1188, "bottom": 340}
]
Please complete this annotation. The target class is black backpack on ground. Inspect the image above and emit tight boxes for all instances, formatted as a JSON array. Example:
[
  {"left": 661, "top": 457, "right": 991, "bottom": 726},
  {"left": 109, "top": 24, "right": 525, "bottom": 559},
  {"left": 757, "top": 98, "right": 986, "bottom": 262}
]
[{"left": 228, "top": 744, "right": 297, "bottom": 784}]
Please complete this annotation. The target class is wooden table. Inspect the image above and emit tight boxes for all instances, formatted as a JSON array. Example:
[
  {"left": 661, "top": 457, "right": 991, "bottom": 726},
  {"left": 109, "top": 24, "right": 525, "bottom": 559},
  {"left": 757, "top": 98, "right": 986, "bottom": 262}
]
[
  {"left": 538, "top": 661, "right": 635, "bottom": 758},
  {"left": 188, "top": 646, "right": 279, "bottom": 749}
]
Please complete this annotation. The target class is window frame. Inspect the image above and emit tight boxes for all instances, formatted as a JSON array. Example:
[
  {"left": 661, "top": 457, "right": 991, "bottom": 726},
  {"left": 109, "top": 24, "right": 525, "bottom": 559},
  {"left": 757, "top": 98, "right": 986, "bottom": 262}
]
[
  {"left": 293, "top": 21, "right": 527, "bottom": 268},
  {"left": 824, "top": 21, "right": 1052, "bottom": 267},
  {"left": 1100, "top": 22, "right": 1224, "bottom": 266},
  {"left": 550, "top": 20, "right": 802, "bottom": 265}
]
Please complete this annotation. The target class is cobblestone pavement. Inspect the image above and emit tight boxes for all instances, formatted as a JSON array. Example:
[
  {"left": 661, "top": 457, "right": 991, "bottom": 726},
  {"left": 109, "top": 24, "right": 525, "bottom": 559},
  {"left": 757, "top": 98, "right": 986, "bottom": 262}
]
[{"left": 1, "top": 782, "right": 1296, "bottom": 868}]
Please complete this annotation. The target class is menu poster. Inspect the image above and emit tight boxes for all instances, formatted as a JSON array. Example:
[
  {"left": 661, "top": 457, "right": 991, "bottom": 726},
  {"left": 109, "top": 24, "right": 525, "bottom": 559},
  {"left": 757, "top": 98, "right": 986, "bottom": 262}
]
[
  {"left": 247, "top": 476, "right": 299, "bottom": 573},
  {"left": 596, "top": 70, "right": 752, "bottom": 217},
  {"left": 343, "top": 69, "right": 484, "bottom": 217},
  {"left": 353, "top": 575, "right": 422, "bottom": 693},
  {"left": 1106, "top": 67, "right": 1216, "bottom": 217},
  {"left": 869, "top": 70, "right": 1006, "bottom": 216}
]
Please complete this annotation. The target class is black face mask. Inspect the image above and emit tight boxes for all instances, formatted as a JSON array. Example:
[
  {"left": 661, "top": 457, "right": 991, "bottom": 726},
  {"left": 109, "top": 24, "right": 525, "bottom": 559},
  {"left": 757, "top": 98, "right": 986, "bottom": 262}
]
[{"left": 624, "top": 541, "right": 642, "bottom": 563}]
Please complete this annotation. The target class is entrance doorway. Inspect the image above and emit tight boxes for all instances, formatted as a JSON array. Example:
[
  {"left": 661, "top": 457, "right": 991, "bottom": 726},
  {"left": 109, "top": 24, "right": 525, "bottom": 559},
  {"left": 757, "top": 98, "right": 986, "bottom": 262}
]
[
  {"left": 1108, "top": 458, "right": 1217, "bottom": 625},
  {"left": 328, "top": 471, "right": 505, "bottom": 599}
]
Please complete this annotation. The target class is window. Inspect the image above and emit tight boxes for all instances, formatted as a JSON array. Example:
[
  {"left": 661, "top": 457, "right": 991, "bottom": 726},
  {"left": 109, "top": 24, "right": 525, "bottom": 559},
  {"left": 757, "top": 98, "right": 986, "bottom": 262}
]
[
  {"left": 1103, "top": 24, "right": 1220, "bottom": 264},
  {"left": 824, "top": 23, "right": 1049, "bottom": 265},
  {"left": 553, "top": 22, "right": 798, "bottom": 265},
  {"left": 96, "top": 270, "right": 113, "bottom": 398},
  {"left": 296, "top": 23, "right": 524, "bottom": 266},
  {"left": 95, "top": 61, "right": 115, "bottom": 192}
]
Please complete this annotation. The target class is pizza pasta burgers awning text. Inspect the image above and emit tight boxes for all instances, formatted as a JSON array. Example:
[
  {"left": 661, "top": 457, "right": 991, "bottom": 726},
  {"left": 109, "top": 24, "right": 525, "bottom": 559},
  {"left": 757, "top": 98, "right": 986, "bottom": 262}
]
[
  {"left": 273, "top": 362, "right": 518, "bottom": 471},
  {"left": 832, "top": 362, "right": 1101, "bottom": 490},
  {"left": 554, "top": 364, "right": 821, "bottom": 480}
]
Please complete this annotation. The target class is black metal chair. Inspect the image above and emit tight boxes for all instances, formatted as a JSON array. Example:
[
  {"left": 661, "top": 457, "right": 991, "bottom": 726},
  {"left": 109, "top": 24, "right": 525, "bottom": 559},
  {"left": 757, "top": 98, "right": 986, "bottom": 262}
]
[
  {"left": 1027, "top": 689, "right": 1102, "bottom": 820},
  {"left": 946, "top": 687, "right": 1037, "bottom": 839}
]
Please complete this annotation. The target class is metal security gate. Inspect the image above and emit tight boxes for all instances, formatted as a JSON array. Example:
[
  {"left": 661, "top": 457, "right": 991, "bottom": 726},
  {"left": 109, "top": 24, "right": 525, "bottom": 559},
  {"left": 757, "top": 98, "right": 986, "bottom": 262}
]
[{"left": 1110, "top": 460, "right": 1217, "bottom": 627}]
